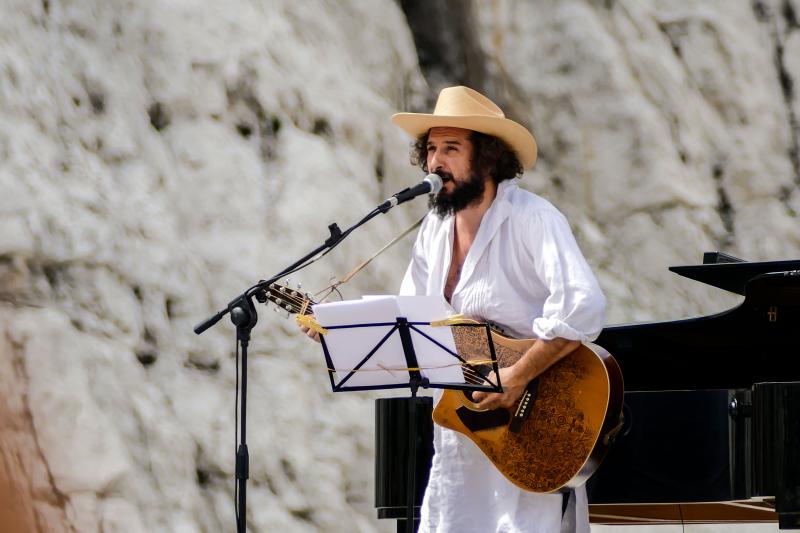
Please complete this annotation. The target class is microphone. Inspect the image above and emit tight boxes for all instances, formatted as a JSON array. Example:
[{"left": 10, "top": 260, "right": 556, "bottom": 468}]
[{"left": 379, "top": 174, "right": 443, "bottom": 212}]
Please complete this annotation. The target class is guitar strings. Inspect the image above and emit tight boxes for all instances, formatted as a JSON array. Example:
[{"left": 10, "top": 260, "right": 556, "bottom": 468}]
[
  {"left": 266, "top": 286, "right": 500, "bottom": 385},
  {"left": 267, "top": 287, "right": 500, "bottom": 380},
  {"left": 327, "top": 363, "right": 457, "bottom": 373},
  {"left": 269, "top": 288, "right": 494, "bottom": 378},
  {"left": 267, "top": 286, "right": 306, "bottom": 305},
  {"left": 266, "top": 285, "right": 308, "bottom": 312},
  {"left": 325, "top": 360, "right": 497, "bottom": 386},
  {"left": 461, "top": 365, "right": 492, "bottom": 385},
  {"left": 325, "top": 361, "right": 488, "bottom": 373}
]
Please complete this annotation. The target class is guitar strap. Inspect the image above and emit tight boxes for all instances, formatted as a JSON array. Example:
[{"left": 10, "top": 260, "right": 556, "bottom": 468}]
[
  {"left": 560, "top": 488, "right": 576, "bottom": 532},
  {"left": 315, "top": 213, "right": 427, "bottom": 300}
]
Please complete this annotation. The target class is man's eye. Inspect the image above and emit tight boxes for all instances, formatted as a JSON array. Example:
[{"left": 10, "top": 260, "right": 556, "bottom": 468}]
[{"left": 427, "top": 146, "right": 435, "bottom": 152}]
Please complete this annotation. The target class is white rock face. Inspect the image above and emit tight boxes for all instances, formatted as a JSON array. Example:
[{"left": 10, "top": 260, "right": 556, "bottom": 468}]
[
  {"left": 470, "top": 0, "right": 800, "bottom": 323},
  {"left": 0, "top": 0, "right": 797, "bottom": 532},
  {"left": 1, "top": 0, "right": 425, "bottom": 531}
]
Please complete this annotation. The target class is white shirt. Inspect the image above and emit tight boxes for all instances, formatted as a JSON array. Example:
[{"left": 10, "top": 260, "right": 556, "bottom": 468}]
[{"left": 399, "top": 179, "right": 605, "bottom": 533}]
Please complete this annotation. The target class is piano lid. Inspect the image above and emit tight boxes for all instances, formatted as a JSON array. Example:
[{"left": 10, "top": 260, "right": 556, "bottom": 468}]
[
  {"left": 597, "top": 254, "right": 800, "bottom": 392},
  {"left": 669, "top": 252, "right": 800, "bottom": 295}
]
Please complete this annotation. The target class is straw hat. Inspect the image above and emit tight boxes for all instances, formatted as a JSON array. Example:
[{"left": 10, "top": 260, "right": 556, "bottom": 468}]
[{"left": 392, "top": 86, "right": 538, "bottom": 169}]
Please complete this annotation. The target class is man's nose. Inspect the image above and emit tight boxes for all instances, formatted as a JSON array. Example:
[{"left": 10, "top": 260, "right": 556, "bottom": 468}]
[{"left": 429, "top": 150, "right": 443, "bottom": 172}]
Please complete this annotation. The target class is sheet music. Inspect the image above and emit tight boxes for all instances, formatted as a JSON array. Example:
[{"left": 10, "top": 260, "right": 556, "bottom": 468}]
[{"left": 313, "top": 295, "right": 463, "bottom": 388}]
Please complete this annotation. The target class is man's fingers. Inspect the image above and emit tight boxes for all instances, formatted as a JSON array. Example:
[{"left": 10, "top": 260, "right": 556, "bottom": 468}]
[
  {"left": 476, "top": 399, "right": 496, "bottom": 410},
  {"left": 474, "top": 392, "right": 515, "bottom": 411},
  {"left": 299, "top": 324, "right": 321, "bottom": 343},
  {"left": 473, "top": 392, "right": 498, "bottom": 410}
]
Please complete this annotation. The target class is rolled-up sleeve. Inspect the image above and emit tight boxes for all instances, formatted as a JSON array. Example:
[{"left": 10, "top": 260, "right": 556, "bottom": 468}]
[{"left": 529, "top": 210, "right": 605, "bottom": 342}]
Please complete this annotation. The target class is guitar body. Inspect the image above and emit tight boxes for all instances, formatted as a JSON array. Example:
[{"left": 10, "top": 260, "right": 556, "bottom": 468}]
[{"left": 432, "top": 324, "right": 624, "bottom": 493}]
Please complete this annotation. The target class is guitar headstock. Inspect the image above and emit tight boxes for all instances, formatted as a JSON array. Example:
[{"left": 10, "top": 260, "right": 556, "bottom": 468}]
[{"left": 257, "top": 282, "right": 315, "bottom": 316}]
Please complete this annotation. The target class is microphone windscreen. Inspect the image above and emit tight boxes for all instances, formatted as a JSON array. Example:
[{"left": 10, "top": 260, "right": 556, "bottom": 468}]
[{"left": 425, "top": 173, "right": 443, "bottom": 194}]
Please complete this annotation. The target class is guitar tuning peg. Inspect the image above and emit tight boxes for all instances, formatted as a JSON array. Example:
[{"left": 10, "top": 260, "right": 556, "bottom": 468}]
[
  {"left": 297, "top": 282, "right": 302, "bottom": 289},
  {"left": 284, "top": 310, "right": 291, "bottom": 318}
]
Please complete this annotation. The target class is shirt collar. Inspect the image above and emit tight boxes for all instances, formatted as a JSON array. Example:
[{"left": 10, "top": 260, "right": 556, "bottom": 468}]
[
  {"left": 452, "top": 178, "right": 517, "bottom": 291},
  {"left": 494, "top": 178, "right": 518, "bottom": 208}
]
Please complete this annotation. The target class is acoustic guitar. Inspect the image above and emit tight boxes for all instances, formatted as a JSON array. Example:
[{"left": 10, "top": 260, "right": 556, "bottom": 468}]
[
  {"left": 258, "top": 283, "right": 624, "bottom": 494},
  {"left": 435, "top": 321, "right": 624, "bottom": 493}
]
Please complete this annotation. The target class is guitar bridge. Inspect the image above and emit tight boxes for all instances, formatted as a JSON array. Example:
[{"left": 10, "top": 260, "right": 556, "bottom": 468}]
[{"left": 509, "top": 379, "right": 539, "bottom": 433}]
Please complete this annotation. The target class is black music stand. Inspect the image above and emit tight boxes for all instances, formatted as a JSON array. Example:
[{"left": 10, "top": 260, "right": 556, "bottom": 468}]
[{"left": 318, "top": 316, "right": 502, "bottom": 533}]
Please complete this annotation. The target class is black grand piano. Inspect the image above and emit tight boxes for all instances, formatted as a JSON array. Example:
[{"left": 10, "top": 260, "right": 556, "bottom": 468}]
[
  {"left": 375, "top": 253, "right": 800, "bottom": 531},
  {"left": 587, "top": 253, "right": 800, "bottom": 529}
]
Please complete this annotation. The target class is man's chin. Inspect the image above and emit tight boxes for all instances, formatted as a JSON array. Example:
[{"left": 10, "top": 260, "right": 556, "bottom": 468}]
[
  {"left": 428, "top": 171, "right": 486, "bottom": 217},
  {"left": 429, "top": 195, "right": 455, "bottom": 218}
]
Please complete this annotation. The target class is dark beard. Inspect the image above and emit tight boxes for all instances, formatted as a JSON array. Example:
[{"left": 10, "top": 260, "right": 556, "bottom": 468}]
[{"left": 429, "top": 171, "right": 486, "bottom": 218}]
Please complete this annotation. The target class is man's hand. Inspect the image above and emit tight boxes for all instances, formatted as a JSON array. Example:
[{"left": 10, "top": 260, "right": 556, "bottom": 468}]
[
  {"left": 471, "top": 337, "right": 580, "bottom": 411},
  {"left": 471, "top": 366, "right": 527, "bottom": 410},
  {"left": 298, "top": 319, "right": 321, "bottom": 343}
]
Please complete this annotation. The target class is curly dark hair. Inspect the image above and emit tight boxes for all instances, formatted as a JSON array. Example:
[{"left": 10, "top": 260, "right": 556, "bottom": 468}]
[{"left": 410, "top": 130, "right": 523, "bottom": 184}]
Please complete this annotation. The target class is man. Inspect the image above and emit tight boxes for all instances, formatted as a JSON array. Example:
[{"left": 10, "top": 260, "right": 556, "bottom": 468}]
[{"left": 393, "top": 86, "right": 605, "bottom": 533}]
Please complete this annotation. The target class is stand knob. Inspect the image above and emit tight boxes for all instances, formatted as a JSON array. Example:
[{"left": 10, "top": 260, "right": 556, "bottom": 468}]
[{"left": 231, "top": 306, "right": 249, "bottom": 326}]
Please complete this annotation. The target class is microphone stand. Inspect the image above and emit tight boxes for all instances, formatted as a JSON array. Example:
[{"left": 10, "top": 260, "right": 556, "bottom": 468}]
[{"left": 194, "top": 195, "right": 416, "bottom": 533}]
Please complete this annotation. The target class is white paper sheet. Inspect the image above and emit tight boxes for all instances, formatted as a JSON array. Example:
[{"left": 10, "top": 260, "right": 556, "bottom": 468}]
[{"left": 313, "top": 295, "right": 464, "bottom": 389}]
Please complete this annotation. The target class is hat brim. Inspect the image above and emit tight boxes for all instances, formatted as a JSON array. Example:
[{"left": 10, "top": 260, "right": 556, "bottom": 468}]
[{"left": 391, "top": 113, "right": 538, "bottom": 169}]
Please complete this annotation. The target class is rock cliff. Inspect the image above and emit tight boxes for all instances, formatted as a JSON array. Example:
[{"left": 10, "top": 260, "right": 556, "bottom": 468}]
[{"left": 1, "top": 0, "right": 797, "bottom": 531}]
